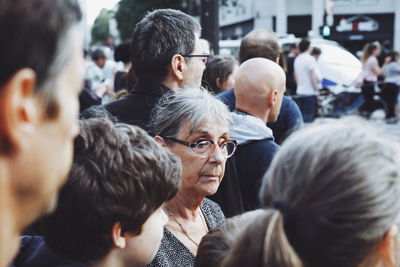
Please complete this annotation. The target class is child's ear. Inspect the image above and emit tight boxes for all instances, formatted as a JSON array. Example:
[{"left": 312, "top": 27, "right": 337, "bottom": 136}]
[
  {"left": 154, "top": 135, "right": 167, "bottom": 147},
  {"left": 111, "top": 222, "right": 126, "bottom": 249}
]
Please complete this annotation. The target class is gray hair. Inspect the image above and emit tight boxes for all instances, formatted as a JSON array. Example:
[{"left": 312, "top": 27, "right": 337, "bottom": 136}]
[
  {"left": 151, "top": 87, "right": 232, "bottom": 138},
  {"left": 259, "top": 117, "right": 400, "bottom": 267}
]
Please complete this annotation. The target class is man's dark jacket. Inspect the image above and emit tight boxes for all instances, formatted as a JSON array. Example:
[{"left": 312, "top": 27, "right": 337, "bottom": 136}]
[
  {"left": 11, "top": 236, "right": 85, "bottom": 267},
  {"left": 210, "top": 111, "right": 279, "bottom": 217},
  {"left": 104, "top": 80, "right": 172, "bottom": 134}
]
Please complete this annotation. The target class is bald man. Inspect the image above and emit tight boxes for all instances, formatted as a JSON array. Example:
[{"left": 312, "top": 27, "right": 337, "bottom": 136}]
[
  {"left": 217, "top": 29, "right": 303, "bottom": 145},
  {"left": 222, "top": 58, "right": 285, "bottom": 215}
]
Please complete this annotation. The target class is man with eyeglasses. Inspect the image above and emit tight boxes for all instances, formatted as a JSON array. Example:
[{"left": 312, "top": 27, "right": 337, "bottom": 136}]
[{"left": 103, "top": 9, "right": 209, "bottom": 135}]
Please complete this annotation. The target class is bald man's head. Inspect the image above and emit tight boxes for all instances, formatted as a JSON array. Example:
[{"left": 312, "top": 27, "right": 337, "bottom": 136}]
[{"left": 235, "top": 58, "right": 286, "bottom": 123}]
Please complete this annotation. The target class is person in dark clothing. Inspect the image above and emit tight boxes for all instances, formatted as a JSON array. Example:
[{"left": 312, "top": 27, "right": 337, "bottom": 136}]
[
  {"left": 211, "top": 30, "right": 302, "bottom": 218},
  {"left": 113, "top": 41, "right": 132, "bottom": 93},
  {"left": 79, "top": 80, "right": 101, "bottom": 113},
  {"left": 12, "top": 117, "right": 182, "bottom": 267},
  {"left": 103, "top": 9, "right": 207, "bottom": 135},
  {"left": 285, "top": 43, "right": 299, "bottom": 95},
  {"left": 216, "top": 30, "right": 303, "bottom": 145},
  {"left": 225, "top": 58, "right": 284, "bottom": 215}
]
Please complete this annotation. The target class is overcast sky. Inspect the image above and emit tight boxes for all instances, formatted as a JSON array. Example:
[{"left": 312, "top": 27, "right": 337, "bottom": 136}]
[{"left": 85, "top": 0, "right": 120, "bottom": 26}]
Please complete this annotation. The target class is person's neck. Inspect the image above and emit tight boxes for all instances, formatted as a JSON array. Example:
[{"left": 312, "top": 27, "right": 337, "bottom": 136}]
[
  {"left": 90, "top": 250, "right": 136, "bottom": 267},
  {"left": 164, "top": 191, "right": 204, "bottom": 220},
  {"left": 162, "top": 76, "right": 183, "bottom": 92},
  {"left": 0, "top": 161, "right": 22, "bottom": 266},
  {"left": 235, "top": 105, "right": 270, "bottom": 123}
]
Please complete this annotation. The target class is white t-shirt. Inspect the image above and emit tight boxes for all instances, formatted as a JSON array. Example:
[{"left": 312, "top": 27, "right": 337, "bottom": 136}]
[{"left": 294, "top": 53, "right": 319, "bottom": 95}]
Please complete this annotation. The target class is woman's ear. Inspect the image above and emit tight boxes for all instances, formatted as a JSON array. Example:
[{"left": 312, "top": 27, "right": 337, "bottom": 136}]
[
  {"left": 154, "top": 135, "right": 167, "bottom": 147},
  {"left": 376, "top": 224, "right": 398, "bottom": 266},
  {"left": 111, "top": 222, "right": 126, "bottom": 249}
]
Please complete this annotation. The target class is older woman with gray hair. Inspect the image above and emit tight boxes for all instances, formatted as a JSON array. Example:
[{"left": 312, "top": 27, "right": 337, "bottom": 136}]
[{"left": 147, "top": 87, "right": 237, "bottom": 267}]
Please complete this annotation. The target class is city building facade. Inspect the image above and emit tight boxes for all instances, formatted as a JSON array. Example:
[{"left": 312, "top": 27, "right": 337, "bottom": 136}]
[{"left": 219, "top": 0, "right": 400, "bottom": 54}]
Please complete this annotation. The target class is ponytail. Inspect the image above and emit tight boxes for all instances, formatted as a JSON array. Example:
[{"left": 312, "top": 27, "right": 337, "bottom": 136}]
[
  {"left": 263, "top": 211, "right": 302, "bottom": 267},
  {"left": 221, "top": 209, "right": 302, "bottom": 267}
]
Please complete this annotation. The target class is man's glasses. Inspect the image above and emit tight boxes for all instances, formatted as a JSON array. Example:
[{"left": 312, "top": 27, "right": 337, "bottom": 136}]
[
  {"left": 181, "top": 54, "right": 210, "bottom": 64},
  {"left": 163, "top": 137, "right": 237, "bottom": 158}
]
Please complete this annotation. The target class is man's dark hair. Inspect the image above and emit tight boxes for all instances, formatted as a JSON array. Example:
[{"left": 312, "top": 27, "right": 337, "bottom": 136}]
[
  {"left": 0, "top": 0, "right": 82, "bottom": 119},
  {"left": 311, "top": 47, "right": 321, "bottom": 56},
  {"left": 91, "top": 49, "right": 106, "bottom": 61},
  {"left": 238, "top": 29, "right": 280, "bottom": 64},
  {"left": 42, "top": 117, "right": 182, "bottom": 263},
  {"left": 298, "top": 39, "right": 311, "bottom": 53},
  {"left": 131, "top": 9, "right": 201, "bottom": 83},
  {"left": 114, "top": 41, "right": 131, "bottom": 63}
]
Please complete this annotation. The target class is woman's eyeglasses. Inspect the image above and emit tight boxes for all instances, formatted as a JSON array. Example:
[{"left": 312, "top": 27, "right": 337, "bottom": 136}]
[{"left": 163, "top": 137, "right": 237, "bottom": 158}]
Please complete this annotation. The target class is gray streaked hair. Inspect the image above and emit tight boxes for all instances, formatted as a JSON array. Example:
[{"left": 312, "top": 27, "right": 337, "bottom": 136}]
[
  {"left": 259, "top": 117, "right": 400, "bottom": 267},
  {"left": 150, "top": 87, "right": 232, "bottom": 138}
]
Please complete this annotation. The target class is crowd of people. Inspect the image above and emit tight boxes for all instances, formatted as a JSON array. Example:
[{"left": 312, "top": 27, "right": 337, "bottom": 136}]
[
  {"left": 360, "top": 41, "right": 400, "bottom": 122},
  {"left": 2, "top": 1, "right": 400, "bottom": 267}
]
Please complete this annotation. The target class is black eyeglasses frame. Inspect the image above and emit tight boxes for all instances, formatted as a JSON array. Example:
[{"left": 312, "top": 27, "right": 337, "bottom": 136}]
[{"left": 163, "top": 136, "right": 237, "bottom": 158}]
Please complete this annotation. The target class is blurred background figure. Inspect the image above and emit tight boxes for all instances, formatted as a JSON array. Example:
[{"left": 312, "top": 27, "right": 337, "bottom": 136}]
[
  {"left": 383, "top": 50, "right": 400, "bottom": 121},
  {"left": 311, "top": 47, "right": 322, "bottom": 60},
  {"left": 360, "top": 42, "right": 383, "bottom": 115},
  {"left": 113, "top": 40, "right": 132, "bottom": 93},
  {"left": 311, "top": 47, "right": 323, "bottom": 88},
  {"left": 294, "top": 39, "right": 321, "bottom": 122},
  {"left": 202, "top": 55, "right": 239, "bottom": 94},
  {"left": 285, "top": 43, "right": 299, "bottom": 95},
  {"left": 85, "top": 48, "right": 114, "bottom": 99}
]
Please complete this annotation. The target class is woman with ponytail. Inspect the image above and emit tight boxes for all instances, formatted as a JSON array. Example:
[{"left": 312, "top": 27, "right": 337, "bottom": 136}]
[{"left": 223, "top": 117, "right": 400, "bottom": 267}]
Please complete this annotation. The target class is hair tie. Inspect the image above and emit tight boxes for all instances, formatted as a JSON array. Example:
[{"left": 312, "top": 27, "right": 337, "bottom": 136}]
[{"left": 273, "top": 200, "right": 296, "bottom": 221}]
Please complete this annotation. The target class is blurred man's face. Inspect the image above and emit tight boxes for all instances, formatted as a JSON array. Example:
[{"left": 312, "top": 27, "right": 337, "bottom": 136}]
[
  {"left": 35, "top": 27, "right": 84, "bottom": 213},
  {"left": 13, "top": 26, "right": 84, "bottom": 217},
  {"left": 96, "top": 57, "right": 106, "bottom": 68}
]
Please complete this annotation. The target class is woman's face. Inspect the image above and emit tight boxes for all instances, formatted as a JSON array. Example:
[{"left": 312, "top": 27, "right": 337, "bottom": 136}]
[
  {"left": 374, "top": 47, "right": 381, "bottom": 57},
  {"left": 166, "top": 118, "right": 230, "bottom": 198}
]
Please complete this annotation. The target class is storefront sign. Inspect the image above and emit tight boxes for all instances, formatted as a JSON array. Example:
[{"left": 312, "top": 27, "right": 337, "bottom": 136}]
[{"left": 336, "top": 15, "right": 379, "bottom": 32}]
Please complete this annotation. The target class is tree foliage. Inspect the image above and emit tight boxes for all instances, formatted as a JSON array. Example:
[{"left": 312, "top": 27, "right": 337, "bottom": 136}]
[
  {"left": 91, "top": 9, "right": 111, "bottom": 44},
  {"left": 115, "top": 0, "right": 189, "bottom": 40}
]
